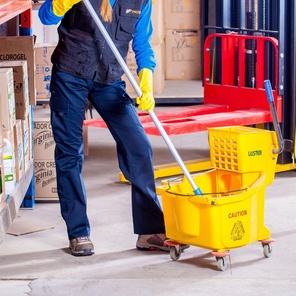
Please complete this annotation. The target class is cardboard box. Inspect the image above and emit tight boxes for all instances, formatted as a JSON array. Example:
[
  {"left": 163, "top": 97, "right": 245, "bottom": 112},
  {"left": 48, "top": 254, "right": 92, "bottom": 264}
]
[
  {"left": 83, "top": 125, "right": 88, "bottom": 157},
  {"left": 0, "top": 93, "right": 2, "bottom": 137},
  {"left": 151, "top": 0, "right": 165, "bottom": 44},
  {"left": 165, "top": 29, "right": 202, "bottom": 80},
  {"left": 32, "top": 5, "right": 60, "bottom": 45},
  {"left": 34, "top": 119, "right": 55, "bottom": 160},
  {"left": 0, "top": 36, "right": 36, "bottom": 105},
  {"left": 34, "top": 110, "right": 89, "bottom": 159},
  {"left": 2, "top": 136, "right": 16, "bottom": 196},
  {"left": 0, "top": 93, "right": 3, "bottom": 138},
  {"left": 0, "top": 128, "right": 5, "bottom": 210},
  {"left": 34, "top": 159, "right": 58, "bottom": 200},
  {"left": 35, "top": 44, "right": 55, "bottom": 102},
  {"left": 22, "top": 114, "right": 30, "bottom": 173},
  {"left": 164, "top": 0, "right": 201, "bottom": 30},
  {"left": 0, "top": 61, "right": 29, "bottom": 120},
  {"left": 27, "top": 106, "right": 34, "bottom": 162},
  {"left": 0, "top": 93, "right": 3, "bottom": 150},
  {"left": 14, "top": 120, "right": 24, "bottom": 181},
  {"left": 33, "top": 110, "right": 57, "bottom": 200},
  {"left": 0, "top": 68, "right": 16, "bottom": 131},
  {"left": 0, "top": 162, "right": 5, "bottom": 213},
  {"left": 2, "top": 128, "right": 16, "bottom": 187},
  {"left": 123, "top": 42, "right": 165, "bottom": 95}
]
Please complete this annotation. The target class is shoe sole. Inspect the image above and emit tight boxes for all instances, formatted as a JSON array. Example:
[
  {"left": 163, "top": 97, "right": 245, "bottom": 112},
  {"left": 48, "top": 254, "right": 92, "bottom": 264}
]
[
  {"left": 136, "top": 246, "right": 170, "bottom": 252},
  {"left": 70, "top": 249, "right": 95, "bottom": 256},
  {"left": 136, "top": 241, "right": 170, "bottom": 252},
  {"left": 136, "top": 242, "right": 190, "bottom": 252}
]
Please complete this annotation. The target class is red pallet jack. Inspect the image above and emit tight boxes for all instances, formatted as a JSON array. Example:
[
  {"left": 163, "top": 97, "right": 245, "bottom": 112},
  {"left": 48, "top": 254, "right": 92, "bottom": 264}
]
[
  {"left": 85, "top": 33, "right": 282, "bottom": 134},
  {"left": 83, "top": 23, "right": 283, "bottom": 180}
]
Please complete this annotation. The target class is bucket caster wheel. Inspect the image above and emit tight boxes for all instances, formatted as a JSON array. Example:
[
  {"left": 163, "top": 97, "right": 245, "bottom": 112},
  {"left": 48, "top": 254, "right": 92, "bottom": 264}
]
[
  {"left": 262, "top": 242, "right": 273, "bottom": 258},
  {"left": 216, "top": 257, "right": 228, "bottom": 271},
  {"left": 262, "top": 243, "right": 272, "bottom": 258},
  {"left": 164, "top": 240, "right": 183, "bottom": 261},
  {"left": 170, "top": 245, "right": 182, "bottom": 261},
  {"left": 211, "top": 251, "right": 230, "bottom": 271},
  {"left": 259, "top": 238, "right": 274, "bottom": 258}
]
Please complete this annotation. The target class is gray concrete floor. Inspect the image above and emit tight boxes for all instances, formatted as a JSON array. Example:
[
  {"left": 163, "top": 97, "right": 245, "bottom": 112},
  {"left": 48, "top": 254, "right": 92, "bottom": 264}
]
[{"left": 0, "top": 107, "right": 296, "bottom": 295}]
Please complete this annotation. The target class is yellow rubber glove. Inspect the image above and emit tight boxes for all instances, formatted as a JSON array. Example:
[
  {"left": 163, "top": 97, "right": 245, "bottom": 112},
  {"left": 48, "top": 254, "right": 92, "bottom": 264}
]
[
  {"left": 52, "top": 0, "right": 82, "bottom": 17},
  {"left": 136, "top": 68, "right": 155, "bottom": 113}
]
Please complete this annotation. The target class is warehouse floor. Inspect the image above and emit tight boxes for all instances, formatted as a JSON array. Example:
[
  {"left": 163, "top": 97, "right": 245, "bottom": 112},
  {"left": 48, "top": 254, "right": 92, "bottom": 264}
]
[{"left": 0, "top": 105, "right": 296, "bottom": 295}]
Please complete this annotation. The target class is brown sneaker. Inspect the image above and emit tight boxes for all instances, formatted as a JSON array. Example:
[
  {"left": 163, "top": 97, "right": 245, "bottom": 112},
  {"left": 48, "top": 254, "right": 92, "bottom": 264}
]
[
  {"left": 69, "top": 237, "right": 94, "bottom": 256},
  {"left": 136, "top": 234, "right": 190, "bottom": 252}
]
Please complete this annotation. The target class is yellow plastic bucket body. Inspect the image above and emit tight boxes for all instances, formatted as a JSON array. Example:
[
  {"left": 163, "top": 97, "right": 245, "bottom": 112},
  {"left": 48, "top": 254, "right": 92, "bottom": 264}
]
[
  {"left": 161, "top": 169, "right": 271, "bottom": 253},
  {"left": 208, "top": 126, "right": 278, "bottom": 186}
]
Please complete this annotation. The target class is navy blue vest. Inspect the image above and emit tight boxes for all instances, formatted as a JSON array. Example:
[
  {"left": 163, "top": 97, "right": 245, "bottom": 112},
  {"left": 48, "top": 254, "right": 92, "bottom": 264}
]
[{"left": 51, "top": 0, "right": 147, "bottom": 83}]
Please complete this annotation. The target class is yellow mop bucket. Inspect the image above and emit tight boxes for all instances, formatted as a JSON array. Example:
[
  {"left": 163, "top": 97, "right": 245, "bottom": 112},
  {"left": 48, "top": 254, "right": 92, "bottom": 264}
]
[
  {"left": 162, "top": 169, "right": 269, "bottom": 251},
  {"left": 160, "top": 125, "right": 279, "bottom": 270}
]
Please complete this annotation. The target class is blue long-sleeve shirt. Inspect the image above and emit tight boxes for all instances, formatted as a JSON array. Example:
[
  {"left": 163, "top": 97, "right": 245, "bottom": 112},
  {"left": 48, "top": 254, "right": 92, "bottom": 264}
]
[{"left": 38, "top": 0, "right": 156, "bottom": 73}]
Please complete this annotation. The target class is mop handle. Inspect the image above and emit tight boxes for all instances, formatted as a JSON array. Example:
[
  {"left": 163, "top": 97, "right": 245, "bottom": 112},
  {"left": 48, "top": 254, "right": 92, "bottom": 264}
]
[
  {"left": 83, "top": 0, "right": 202, "bottom": 195},
  {"left": 264, "top": 80, "right": 284, "bottom": 154}
]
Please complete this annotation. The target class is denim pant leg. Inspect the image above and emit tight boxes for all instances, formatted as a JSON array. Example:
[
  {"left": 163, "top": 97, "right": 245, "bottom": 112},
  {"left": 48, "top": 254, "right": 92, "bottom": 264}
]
[
  {"left": 50, "top": 68, "right": 91, "bottom": 240},
  {"left": 89, "top": 80, "right": 165, "bottom": 235}
]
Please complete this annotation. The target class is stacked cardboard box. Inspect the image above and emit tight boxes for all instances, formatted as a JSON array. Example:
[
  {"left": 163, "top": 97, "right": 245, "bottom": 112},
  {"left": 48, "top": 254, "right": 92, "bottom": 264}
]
[
  {"left": 31, "top": 1, "right": 202, "bottom": 100},
  {"left": 32, "top": 2, "right": 59, "bottom": 103},
  {"left": 0, "top": 154, "right": 4, "bottom": 212},
  {"left": 2, "top": 40, "right": 34, "bottom": 175},
  {"left": 32, "top": 3, "right": 60, "bottom": 45},
  {"left": 0, "top": 68, "right": 16, "bottom": 131},
  {"left": 0, "top": 156, "right": 4, "bottom": 212},
  {"left": 123, "top": 41, "right": 165, "bottom": 95},
  {"left": 0, "top": 60, "right": 32, "bottom": 189},
  {"left": 35, "top": 44, "right": 55, "bottom": 101},
  {"left": 2, "top": 129, "right": 16, "bottom": 189},
  {"left": 0, "top": 94, "right": 5, "bottom": 212},
  {"left": 22, "top": 112, "right": 31, "bottom": 173},
  {"left": 33, "top": 110, "right": 58, "bottom": 201},
  {"left": 164, "top": 0, "right": 201, "bottom": 30},
  {"left": 124, "top": 0, "right": 202, "bottom": 95},
  {"left": 165, "top": 29, "right": 202, "bottom": 80},
  {"left": 0, "top": 61, "right": 30, "bottom": 120},
  {"left": 164, "top": 0, "right": 202, "bottom": 80},
  {"left": 123, "top": 0, "right": 165, "bottom": 95},
  {"left": 0, "top": 67, "right": 16, "bottom": 198},
  {"left": 0, "top": 67, "right": 16, "bottom": 190},
  {"left": 0, "top": 37, "right": 35, "bottom": 186},
  {"left": 14, "top": 120, "right": 24, "bottom": 181},
  {"left": 0, "top": 36, "right": 36, "bottom": 105},
  {"left": 33, "top": 107, "right": 88, "bottom": 200}
]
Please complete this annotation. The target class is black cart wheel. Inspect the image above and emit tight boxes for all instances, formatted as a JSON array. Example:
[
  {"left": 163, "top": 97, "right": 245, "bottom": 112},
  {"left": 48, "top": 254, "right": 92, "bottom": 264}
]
[
  {"left": 262, "top": 243, "right": 272, "bottom": 258},
  {"left": 170, "top": 246, "right": 182, "bottom": 261},
  {"left": 216, "top": 257, "right": 228, "bottom": 271}
]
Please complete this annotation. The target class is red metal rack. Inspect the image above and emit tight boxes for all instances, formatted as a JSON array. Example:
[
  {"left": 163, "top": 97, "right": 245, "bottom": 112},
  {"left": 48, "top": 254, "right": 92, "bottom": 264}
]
[{"left": 84, "top": 33, "right": 282, "bottom": 136}]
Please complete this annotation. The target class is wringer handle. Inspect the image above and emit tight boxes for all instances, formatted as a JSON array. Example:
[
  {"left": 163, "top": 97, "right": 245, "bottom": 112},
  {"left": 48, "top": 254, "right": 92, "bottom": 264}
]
[
  {"left": 82, "top": 0, "right": 202, "bottom": 195},
  {"left": 264, "top": 80, "right": 284, "bottom": 154}
]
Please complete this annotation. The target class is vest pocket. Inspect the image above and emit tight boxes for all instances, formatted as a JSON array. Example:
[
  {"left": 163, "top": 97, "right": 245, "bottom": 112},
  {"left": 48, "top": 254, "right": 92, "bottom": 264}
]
[
  {"left": 105, "top": 61, "right": 125, "bottom": 82},
  {"left": 115, "top": 21, "right": 136, "bottom": 41}
]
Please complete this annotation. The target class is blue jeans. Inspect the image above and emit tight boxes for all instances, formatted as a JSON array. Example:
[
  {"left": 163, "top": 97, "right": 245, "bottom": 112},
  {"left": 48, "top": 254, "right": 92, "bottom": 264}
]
[{"left": 50, "top": 68, "right": 165, "bottom": 240}]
